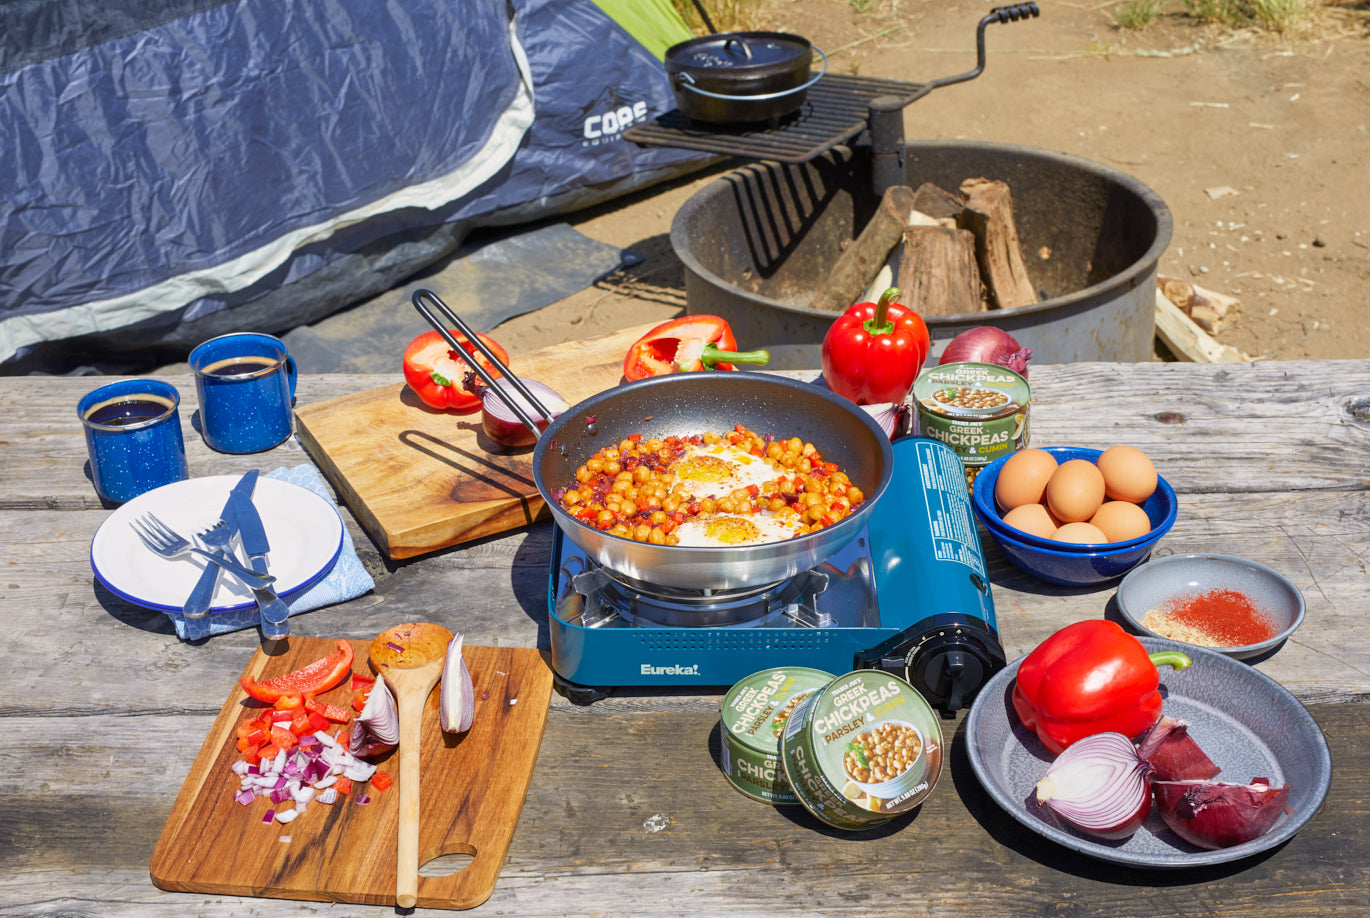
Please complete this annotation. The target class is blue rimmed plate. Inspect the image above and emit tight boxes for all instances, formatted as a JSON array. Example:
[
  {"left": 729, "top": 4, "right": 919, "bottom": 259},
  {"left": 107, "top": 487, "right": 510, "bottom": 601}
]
[
  {"left": 91, "top": 475, "right": 343, "bottom": 613},
  {"left": 966, "top": 636, "right": 1331, "bottom": 868}
]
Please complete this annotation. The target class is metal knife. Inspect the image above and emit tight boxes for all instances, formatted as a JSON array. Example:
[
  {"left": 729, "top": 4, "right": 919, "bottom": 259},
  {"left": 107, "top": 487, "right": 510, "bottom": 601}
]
[
  {"left": 182, "top": 470, "right": 256, "bottom": 618},
  {"left": 228, "top": 473, "right": 292, "bottom": 638}
]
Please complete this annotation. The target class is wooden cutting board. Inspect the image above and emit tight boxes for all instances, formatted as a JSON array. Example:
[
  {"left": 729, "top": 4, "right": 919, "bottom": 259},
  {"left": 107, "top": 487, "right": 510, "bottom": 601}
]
[
  {"left": 150, "top": 637, "right": 554, "bottom": 910},
  {"left": 294, "top": 323, "right": 657, "bottom": 559}
]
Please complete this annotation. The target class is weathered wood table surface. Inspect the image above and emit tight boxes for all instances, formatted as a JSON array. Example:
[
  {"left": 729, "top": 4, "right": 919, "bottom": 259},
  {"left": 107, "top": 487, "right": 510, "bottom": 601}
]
[{"left": 3, "top": 357, "right": 1369, "bottom": 917}]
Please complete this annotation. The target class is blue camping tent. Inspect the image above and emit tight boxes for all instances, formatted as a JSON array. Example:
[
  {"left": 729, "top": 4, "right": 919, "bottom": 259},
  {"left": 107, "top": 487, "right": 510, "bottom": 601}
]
[{"left": 0, "top": 0, "right": 707, "bottom": 372}]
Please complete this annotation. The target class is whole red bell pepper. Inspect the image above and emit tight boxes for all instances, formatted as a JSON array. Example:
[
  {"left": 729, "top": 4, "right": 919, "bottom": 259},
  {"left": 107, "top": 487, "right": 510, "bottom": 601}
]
[
  {"left": 402, "top": 329, "right": 509, "bottom": 412},
  {"left": 820, "top": 288, "right": 930, "bottom": 405},
  {"left": 622, "top": 315, "right": 770, "bottom": 381},
  {"left": 1012, "top": 620, "right": 1192, "bottom": 755}
]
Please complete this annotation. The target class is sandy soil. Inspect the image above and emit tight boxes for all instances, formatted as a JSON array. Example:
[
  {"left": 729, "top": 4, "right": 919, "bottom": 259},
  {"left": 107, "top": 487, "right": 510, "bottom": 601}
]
[{"left": 488, "top": 0, "right": 1370, "bottom": 363}]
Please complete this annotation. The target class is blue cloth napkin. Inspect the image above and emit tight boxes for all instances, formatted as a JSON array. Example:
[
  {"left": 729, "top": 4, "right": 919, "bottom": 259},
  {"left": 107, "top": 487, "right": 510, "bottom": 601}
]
[{"left": 168, "top": 465, "right": 375, "bottom": 641}]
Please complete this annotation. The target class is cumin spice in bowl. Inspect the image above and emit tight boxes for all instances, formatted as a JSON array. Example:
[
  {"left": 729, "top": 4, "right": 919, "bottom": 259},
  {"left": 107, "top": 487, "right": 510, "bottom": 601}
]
[{"left": 1116, "top": 554, "right": 1306, "bottom": 661}]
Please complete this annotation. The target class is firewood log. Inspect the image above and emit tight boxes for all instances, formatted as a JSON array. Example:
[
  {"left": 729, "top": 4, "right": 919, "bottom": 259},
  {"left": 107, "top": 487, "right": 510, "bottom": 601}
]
[
  {"left": 808, "top": 184, "right": 917, "bottom": 313},
  {"left": 898, "top": 225, "right": 984, "bottom": 317},
  {"left": 958, "top": 178, "right": 1039, "bottom": 310}
]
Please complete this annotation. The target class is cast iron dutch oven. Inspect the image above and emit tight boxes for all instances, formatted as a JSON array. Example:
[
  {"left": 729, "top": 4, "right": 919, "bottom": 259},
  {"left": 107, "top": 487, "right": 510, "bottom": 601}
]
[
  {"left": 664, "top": 31, "right": 827, "bottom": 124},
  {"left": 412, "top": 290, "right": 892, "bottom": 592}
]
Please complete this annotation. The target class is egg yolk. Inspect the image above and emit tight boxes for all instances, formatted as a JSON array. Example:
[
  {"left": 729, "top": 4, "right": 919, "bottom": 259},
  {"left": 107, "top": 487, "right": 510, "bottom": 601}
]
[
  {"left": 702, "top": 517, "right": 763, "bottom": 545},
  {"left": 675, "top": 455, "right": 736, "bottom": 483}
]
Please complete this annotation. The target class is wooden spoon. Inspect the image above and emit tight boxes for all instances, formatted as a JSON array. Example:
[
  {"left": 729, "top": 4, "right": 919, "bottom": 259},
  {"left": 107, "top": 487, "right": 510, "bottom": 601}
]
[{"left": 370, "top": 622, "right": 454, "bottom": 909}]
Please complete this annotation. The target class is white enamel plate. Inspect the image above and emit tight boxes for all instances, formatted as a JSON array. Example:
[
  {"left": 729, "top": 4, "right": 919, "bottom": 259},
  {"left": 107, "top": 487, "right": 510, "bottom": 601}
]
[{"left": 91, "top": 475, "right": 343, "bottom": 613}]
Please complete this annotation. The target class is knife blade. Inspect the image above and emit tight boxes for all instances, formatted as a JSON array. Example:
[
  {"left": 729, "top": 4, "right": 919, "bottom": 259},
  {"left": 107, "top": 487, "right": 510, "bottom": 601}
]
[
  {"left": 228, "top": 473, "right": 292, "bottom": 638},
  {"left": 181, "top": 470, "right": 257, "bottom": 618}
]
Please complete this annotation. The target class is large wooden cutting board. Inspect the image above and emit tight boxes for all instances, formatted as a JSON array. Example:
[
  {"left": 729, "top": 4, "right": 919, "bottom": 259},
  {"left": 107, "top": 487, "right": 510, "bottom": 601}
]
[
  {"left": 150, "top": 637, "right": 554, "bottom": 910},
  {"left": 294, "top": 324, "right": 656, "bottom": 559}
]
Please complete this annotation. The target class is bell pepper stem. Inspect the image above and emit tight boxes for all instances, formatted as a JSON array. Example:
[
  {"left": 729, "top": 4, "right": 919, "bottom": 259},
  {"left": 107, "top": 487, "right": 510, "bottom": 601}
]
[
  {"left": 864, "top": 287, "right": 903, "bottom": 337},
  {"left": 1149, "top": 651, "right": 1193, "bottom": 672},
  {"left": 700, "top": 342, "right": 770, "bottom": 370}
]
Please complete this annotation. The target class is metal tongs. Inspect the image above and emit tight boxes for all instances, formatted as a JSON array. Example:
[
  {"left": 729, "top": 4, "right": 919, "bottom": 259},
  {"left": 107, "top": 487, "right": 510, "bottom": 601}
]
[{"left": 410, "top": 288, "right": 555, "bottom": 442}]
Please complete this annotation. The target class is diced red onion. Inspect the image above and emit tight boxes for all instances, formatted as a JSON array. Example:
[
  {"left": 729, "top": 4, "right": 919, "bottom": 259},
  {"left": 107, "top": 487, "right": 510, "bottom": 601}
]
[
  {"left": 1034, "top": 732, "right": 1152, "bottom": 840},
  {"left": 275, "top": 808, "right": 300, "bottom": 824},
  {"left": 354, "top": 794, "right": 371, "bottom": 806},
  {"left": 480, "top": 377, "right": 569, "bottom": 448},
  {"left": 262, "top": 809, "right": 276, "bottom": 824},
  {"left": 939, "top": 326, "right": 1032, "bottom": 377},
  {"left": 317, "top": 787, "right": 338, "bottom": 805},
  {"left": 235, "top": 790, "right": 255, "bottom": 806},
  {"left": 1151, "top": 778, "right": 1291, "bottom": 849},
  {"left": 1136, "top": 716, "right": 1222, "bottom": 782}
]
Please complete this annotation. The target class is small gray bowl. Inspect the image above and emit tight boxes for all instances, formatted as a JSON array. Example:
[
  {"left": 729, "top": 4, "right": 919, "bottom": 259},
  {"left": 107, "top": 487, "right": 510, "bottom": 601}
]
[{"left": 1116, "top": 553, "right": 1305, "bottom": 660}]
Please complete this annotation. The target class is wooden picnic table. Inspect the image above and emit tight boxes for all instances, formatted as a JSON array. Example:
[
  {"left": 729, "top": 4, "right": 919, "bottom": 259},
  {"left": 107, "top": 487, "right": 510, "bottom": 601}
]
[{"left": 4, "top": 355, "right": 1370, "bottom": 916}]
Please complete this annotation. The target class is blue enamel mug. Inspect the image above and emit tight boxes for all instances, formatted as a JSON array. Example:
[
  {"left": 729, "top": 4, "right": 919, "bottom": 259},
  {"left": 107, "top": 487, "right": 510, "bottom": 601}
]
[
  {"left": 78, "top": 378, "right": 189, "bottom": 503},
  {"left": 190, "top": 333, "right": 298, "bottom": 453}
]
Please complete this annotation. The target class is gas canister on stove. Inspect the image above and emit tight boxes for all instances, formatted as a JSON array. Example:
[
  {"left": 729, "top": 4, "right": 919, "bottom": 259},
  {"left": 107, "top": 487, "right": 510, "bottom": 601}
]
[{"left": 858, "top": 437, "right": 1007, "bottom": 713}]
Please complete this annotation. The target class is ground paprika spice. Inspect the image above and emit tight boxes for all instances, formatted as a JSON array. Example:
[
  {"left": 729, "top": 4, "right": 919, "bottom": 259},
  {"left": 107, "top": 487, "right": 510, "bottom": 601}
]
[{"left": 1142, "top": 588, "right": 1278, "bottom": 648}]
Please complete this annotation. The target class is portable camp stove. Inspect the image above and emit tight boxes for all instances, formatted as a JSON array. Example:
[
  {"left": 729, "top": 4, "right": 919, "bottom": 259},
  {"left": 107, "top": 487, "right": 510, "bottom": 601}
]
[{"left": 548, "top": 438, "right": 1007, "bottom": 713}]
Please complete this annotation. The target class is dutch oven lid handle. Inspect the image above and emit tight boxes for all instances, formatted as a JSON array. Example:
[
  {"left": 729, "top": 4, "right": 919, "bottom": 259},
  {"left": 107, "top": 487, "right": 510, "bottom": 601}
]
[{"left": 676, "top": 46, "right": 828, "bottom": 102}]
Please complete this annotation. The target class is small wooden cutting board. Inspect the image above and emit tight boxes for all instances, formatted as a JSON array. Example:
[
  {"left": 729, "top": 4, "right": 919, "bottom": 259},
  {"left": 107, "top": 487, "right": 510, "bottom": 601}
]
[
  {"left": 294, "top": 323, "right": 657, "bottom": 559},
  {"left": 150, "top": 637, "right": 554, "bottom": 910}
]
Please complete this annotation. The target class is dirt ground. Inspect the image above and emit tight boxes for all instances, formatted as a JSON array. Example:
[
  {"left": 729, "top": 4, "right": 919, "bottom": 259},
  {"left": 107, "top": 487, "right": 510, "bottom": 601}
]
[{"left": 488, "top": 0, "right": 1370, "bottom": 363}]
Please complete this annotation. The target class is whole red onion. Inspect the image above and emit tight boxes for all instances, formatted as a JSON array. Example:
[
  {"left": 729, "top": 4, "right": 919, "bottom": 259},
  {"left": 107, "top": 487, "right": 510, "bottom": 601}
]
[{"left": 939, "top": 326, "right": 1032, "bottom": 377}]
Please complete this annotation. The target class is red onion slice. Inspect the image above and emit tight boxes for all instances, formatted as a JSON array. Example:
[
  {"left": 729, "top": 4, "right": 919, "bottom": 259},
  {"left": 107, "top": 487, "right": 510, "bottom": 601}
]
[
  {"left": 439, "top": 631, "right": 475, "bottom": 734},
  {"left": 1136, "top": 715, "right": 1222, "bottom": 782}
]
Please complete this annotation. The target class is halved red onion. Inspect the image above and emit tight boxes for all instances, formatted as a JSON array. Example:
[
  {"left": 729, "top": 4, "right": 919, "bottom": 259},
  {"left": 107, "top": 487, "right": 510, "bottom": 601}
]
[
  {"left": 480, "top": 377, "right": 568, "bottom": 448},
  {"left": 1136, "top": 715, "right": 1222, "bottom": 782},
  {"left": 349, "top": 674, "right": 399, "bottom": 758},
  {"left": 1034, "top": 731, "right": 1153, "bottom": 840},
  {"left": 860, "top": 402, "right": 904, "bottom": 440},
  {"left": 1151, "top": 778, "right": 1291, "bottom": 850}
]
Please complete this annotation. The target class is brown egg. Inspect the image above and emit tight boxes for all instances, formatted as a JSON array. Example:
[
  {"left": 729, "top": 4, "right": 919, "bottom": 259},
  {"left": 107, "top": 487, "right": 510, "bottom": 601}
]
[
  {"left": 1052, "top": 521, "right": 1108, "bottom": 544},
  {"left": 1090, "top": 500, "right": 1154, "bottom": 543},
  {"left": 1002, "top": 503, "right": 1059, "bottom": 539},
  {"left": 994, "top": 448, "right": 1059, "bottom": 511},
  {"left": 1096, "top": 445, "right": 1158, "bottom": 503},
  {"left": 1045, "top": 459, "right": 1106, "bottom": 523}
]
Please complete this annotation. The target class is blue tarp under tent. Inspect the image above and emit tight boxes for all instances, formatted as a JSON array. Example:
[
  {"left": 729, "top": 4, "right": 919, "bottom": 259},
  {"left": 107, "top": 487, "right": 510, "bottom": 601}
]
[{"left": 0, "top": 0, "right": 708, "bottom": 373}]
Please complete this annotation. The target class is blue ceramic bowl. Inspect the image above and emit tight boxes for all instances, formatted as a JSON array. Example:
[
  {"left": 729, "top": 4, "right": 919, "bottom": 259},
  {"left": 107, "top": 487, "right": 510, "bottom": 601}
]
[
  {"left": 1115, "top": 553, "right": 1305, "bottom": 660},
  {"left": 971, "top": 446, "right": 1176, "bottom": 586},
  {"left": 972, "top": 446, "right": 1177, "bottom": 551}
]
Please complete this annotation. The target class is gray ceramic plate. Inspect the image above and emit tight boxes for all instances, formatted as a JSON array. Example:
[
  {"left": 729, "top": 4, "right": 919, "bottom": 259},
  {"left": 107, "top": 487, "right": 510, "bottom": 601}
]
[{"left": 966, "top": 636, "right": 1331, "bottom": 868}]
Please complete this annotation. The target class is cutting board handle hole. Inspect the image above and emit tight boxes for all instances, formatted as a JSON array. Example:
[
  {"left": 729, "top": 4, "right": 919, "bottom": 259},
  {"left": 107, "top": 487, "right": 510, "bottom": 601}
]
[{"left": 418, "top": 846, "right": 477, "bottom": 878}]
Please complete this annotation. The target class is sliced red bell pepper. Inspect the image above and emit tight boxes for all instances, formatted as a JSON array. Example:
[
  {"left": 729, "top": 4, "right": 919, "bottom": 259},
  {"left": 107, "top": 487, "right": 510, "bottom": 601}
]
[
  {"left": 1011, "top": 619, "right": 1192, "bottom": 754},
  {"left": 622, "top": 315, "right": 770, "bottom": 381},
  {"left": 402, "top": 329, "right": 509, "bottom": 412},
  {"left": 820, "top": 287, "right": 931, "bottom": 405},
  {"left": 240, "top": 639, "right": 355, "bottom": 704}
]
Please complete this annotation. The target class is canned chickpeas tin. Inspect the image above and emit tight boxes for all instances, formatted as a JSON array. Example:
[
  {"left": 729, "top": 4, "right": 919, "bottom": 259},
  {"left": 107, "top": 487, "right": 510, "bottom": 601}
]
[
  {"left": 720, "top": 667, "right": 835, "bottom": 805},
  {"left": 779, "top": 670, "right": 944, "bottom": 831},
  {"left": 914, "top": 361, "right": 1030, "bottom": 488}
]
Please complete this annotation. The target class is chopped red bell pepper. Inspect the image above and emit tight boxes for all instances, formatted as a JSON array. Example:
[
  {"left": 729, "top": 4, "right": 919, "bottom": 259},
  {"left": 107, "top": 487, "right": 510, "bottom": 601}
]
[
  {"left": 402, "top": 329, "right": 509, "bottom": 412},
  {"left": 820, "top": 288, "right": 930, "bottom": 405},
  {"left": 622, "top": 315, "right": 770, "bottom": 381},
  {"left": 1011, "top": 619, "right": 1192, "bottom": 754},
  {"left": 370, "top": 771, "right": 393, "bottom": 792},
  {"left": 304, "top": 693, "right": 353, "bottom": 723}
]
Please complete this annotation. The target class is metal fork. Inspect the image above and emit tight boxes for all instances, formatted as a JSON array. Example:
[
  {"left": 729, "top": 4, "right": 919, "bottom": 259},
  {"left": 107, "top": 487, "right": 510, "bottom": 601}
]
[
  {"left": 132, "top": 514, "right": 276, "bottom": 610},
  {"left": 198, "top": 519, "right": 292, "bottom": 638}
]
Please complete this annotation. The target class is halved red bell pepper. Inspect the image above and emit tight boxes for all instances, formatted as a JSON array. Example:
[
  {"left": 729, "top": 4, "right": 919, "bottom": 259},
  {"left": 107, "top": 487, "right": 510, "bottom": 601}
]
[
  {"left": 403, "top": 330, "right": 509, "bottom": 412},
  {"left": 820, "top": 288, "right": 930, "bottom": 405},
  {"left": 623, "top": 315, "right": 770, "bottom": 381},
  {"left": 1012, "top": 619, "right": 1192, "bottom": 754}
]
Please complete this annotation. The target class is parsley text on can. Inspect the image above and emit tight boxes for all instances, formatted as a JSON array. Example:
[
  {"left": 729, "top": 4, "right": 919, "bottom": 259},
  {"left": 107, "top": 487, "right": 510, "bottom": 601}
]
[{"left": 720, "top": 667, "right": 835, "bottom": 805}]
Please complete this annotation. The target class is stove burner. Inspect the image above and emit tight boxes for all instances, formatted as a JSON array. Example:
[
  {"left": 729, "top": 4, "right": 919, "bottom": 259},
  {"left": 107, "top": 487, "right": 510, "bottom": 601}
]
[{"left": 554, "top": 536, "right": 878, "bottom": 631}]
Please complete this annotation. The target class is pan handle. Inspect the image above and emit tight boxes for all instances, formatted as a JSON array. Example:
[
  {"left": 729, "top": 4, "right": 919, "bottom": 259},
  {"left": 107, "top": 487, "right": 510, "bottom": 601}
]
[
  {"left": 410, "top": 289, "right": 551, "bottom": 440},
  {"left": 923, "top": 3, "right": 1039, "bottom": 93}
]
